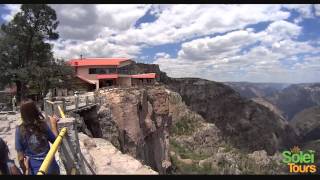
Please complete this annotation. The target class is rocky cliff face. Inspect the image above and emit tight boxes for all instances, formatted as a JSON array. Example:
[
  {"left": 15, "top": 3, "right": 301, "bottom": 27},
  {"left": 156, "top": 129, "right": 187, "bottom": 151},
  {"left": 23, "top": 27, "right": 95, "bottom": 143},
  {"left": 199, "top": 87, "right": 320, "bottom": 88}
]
[
  {"left": 78, "top": 133, "right": 157, "bottom": 174},
  {"left": 163, "top": 78, "right": 299, "bottom": 155},
  {"left": 291, "top": 106, "right": 320, "bottom": 142},
  {"left": 131, "top": 63, "right": 302, "bottom": 154},
  {"left": 92, "top": 86, "right": 172, "bottom": 174},
  {"left": 251, "top": 97, "right": 285, "bottom": 119},
  {"left": 80, "top": 85, "right": 288, "bottom": 174},
  {"left": 167, "top": 89, "right": 286, "bottom": 174},
  {"left": 224, "top": 82, "right": 288, "bottom": 99},
  {"left": 269, "top": 83, "right": 320, "bottom": 120},
  {"left": 126, "top": 63, "right": 171, "bottom": 82},
  {"left": 225, "top": 82, "right": 320, "bottom": 121},
  {"left": 0, "top": 112, "right": 158, "bottom": 175}
]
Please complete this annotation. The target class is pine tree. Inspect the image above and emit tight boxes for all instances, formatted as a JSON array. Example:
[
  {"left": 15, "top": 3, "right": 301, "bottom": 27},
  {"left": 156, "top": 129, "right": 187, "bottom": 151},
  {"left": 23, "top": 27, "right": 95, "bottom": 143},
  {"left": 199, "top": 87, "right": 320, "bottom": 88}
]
[{"left": 0, "top": 4, "right": 74, "bottom": 101}]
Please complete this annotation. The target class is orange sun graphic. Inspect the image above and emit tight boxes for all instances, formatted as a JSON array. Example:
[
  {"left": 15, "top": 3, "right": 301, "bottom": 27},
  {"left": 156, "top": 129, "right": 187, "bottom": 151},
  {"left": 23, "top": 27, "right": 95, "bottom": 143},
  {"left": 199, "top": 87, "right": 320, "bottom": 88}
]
[{"left": 291, "top": 146, "right": 301, "bottom": 154}]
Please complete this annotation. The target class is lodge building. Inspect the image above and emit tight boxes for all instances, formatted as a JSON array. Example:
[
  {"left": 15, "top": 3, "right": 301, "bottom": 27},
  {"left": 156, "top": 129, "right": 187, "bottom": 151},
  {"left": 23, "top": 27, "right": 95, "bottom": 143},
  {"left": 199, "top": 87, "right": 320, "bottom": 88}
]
[{"left": 68, "top": 58, "right": 156, "bottom": 90}]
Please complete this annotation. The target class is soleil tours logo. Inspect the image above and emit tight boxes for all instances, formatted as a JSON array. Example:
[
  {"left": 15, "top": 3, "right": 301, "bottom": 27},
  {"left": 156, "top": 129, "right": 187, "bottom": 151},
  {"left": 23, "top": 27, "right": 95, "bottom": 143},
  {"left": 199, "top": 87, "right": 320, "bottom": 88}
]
[{"left": 282, "top": 146, "right": 317, "bottom": 174}]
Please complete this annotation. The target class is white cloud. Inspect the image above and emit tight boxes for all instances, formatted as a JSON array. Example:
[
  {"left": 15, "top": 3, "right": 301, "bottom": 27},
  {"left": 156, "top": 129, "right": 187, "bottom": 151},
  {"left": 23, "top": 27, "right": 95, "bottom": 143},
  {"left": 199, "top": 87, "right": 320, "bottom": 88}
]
[
  {"left": 265, "top": 20, "right": 301, "bottom": 39},
  {"left": 154, "top": 52, "right": 170, "bottom": 59},
  {"left": 178, "top": 30, "right": 259, "bottom": 61},
  {"left": 1, "top": 4, "right": 20, "bottom": 22},
  {"left": 95, "top": 4, "right": 151, "bottom": 31},
  {"left": 282, "top": 4, "right": 315, "bottom": 24},
  {"left": 154, "top": 20, "right": 320, "bottom": 83},
  {"left": 110, "top": 4, "right": 290, "bottom": 46},
  {"left": 283, "top": 4, "right": 314, "bottom": 18},
  {"left": 1, "top": 4, "right": 319, "bottom": 83},
  {"left": 50, "top": 4, "right": 150, "bottom": 41},
  {"left": 48, "top": 4, "right": 150, "bottom": 59},
  {"left": 315, "top": 5, "right": 320, "bottom": 16},
  {"left": 52, "top": 38, "right": 142, "bottom": 59},
  {"left": 52, "top": 4, "right": 292, "bottom": 59}
]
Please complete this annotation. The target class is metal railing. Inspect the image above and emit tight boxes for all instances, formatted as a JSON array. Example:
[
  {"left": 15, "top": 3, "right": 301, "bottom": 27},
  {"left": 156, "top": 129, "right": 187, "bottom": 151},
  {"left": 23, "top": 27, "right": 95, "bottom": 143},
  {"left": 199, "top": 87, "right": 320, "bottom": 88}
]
[
  {"left": 39, "top": 98, "right": 97, "bottom": 175},
  {"left": 37, "top": 127, "right": 68, "bottom": 175}
]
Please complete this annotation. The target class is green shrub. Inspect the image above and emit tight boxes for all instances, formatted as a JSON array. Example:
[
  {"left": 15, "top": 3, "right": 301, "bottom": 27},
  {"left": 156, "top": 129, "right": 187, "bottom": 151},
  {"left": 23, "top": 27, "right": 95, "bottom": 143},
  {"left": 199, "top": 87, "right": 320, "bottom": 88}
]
[
  {"left": 171, "top": 114, "right": 200, "bottom": 135},
  {"left": 170, "top": 139, "right": 210, "bottom": 160}
]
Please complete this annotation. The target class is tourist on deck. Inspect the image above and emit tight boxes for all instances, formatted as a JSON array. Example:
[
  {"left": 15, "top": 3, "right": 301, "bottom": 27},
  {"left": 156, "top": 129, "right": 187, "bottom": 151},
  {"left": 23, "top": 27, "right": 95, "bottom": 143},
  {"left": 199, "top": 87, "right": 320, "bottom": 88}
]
[
  {"left": 12, "top": 96, "right": 17, "bottom": 112},
  {"left": 0, "top": 137, "right": 22, "bottom": 175},
  {"left": 15, "top": 99, "right": 60, "bottom": 175}
]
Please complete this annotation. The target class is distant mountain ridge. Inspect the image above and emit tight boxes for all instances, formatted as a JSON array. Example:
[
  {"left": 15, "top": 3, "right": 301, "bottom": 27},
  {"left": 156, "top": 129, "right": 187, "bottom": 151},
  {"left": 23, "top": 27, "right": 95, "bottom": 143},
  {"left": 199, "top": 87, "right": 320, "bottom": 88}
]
[
  {"left": 225, "top": 82, "right": 320, "bottom": 121},
  {"left": 269, "top": 83, "right": 320, "bottom": 120},
  {"left": 224, "top": 82, "right": 289, "bottom": 99}
]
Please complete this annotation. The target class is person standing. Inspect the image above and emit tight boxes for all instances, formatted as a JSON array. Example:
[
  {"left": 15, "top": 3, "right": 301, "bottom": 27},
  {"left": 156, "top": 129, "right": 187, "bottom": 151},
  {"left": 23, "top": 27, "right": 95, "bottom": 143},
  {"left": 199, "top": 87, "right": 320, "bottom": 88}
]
[
  {"left": 12, "top": 96, "right": 17, "bottom": 112},
  {"left": 15, "top": 99, "right": 60, "bottom": 175},
  {"left": 0, "top": 137, "right": 22, "bottom": 175}
]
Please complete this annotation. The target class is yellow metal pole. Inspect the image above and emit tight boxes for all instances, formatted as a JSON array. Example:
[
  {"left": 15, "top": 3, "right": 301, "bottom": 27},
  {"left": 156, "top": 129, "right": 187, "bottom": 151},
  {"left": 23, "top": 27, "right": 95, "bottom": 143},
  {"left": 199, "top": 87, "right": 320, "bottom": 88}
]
[
  {"left": 57, "top": 105, "right": 66, "bottom": 118},
  {"left": 37, "top": 127, "right": 67, "bottom": 175},
  {"left": 46, "top": 100, "right": 55, "bottom": 104}
]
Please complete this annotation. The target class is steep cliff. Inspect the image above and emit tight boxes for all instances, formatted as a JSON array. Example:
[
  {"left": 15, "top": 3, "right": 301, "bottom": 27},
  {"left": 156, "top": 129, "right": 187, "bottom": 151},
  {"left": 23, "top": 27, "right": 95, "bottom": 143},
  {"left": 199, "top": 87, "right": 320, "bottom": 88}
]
[
  {"left": 291, "top": 106, "right": 320, "bottom": 142},
  {"left": 126, "top": 63, "right": 299, "bottom": 154},
  {"left": 94, "top": 86, "right": 172, "bottom": 174},
  {"left": 60, "top": 62, "right": 320, "bottom": 174},
  {"left": 224, "top": 82, "right": 288, "bottom": 99},
  {"left": 0, "top": 113, "right": 158, "bottom": 175},
  {"left": 269, "top": 83, "right": 320, "bottom": 120},
  {"left": 85, "top": 85, "right": 288, "bottom": 174},
  {"left": 251, "top": 97, "right": 285, "bottom": 119},
  {"left": 163, "top": 78, "right": 299, "bottom": 155},
  {"left": 167, "top": 90, "right": 286, "bottom": 174}
]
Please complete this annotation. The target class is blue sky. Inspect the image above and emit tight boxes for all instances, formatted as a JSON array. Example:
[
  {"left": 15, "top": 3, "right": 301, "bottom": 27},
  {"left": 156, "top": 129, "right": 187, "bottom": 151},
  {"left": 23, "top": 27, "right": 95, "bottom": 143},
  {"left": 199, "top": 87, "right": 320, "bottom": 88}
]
[{"left": 1, "top": 4, "right": 320, "bottom": 83}]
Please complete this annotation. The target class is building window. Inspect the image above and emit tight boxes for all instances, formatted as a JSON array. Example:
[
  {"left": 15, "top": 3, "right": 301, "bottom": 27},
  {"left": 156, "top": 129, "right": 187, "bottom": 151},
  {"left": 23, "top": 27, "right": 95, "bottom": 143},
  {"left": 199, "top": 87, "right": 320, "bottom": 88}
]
[
  {"left": 118, "top": 66, "right": 131, "bottom": 74},
  {"left": 89, "top": 68, "right": 117, "bottom": 74},
  {"left": 89, "top": 68, "right": 97, "bottom": 74}
]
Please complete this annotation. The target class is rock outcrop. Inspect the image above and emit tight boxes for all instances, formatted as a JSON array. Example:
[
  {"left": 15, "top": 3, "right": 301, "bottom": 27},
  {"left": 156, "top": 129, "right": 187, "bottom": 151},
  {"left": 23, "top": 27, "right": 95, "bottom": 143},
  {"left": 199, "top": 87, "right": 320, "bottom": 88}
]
[
  {"left": 0, "top": 111, "right": 158, "bottom": 175},
  {"left": 94, "top": 86, "right": 172, "bottom": 174},
  {"left": 167, "top": 89, "right": 287, "bottom": 174},
  {"left": 224, "top": 82, "right": 288, "bottom": 99},
  {"left": 224, "top": 82, "right": 320, "bottom": 121},
  {"left": 251, "top": 97, "right": 285, "bottom": 119},
  {"left": 78, "top": 133, "right": 157, "bottom": 174},
  {"left": 291, "top": 106, "right": 320, "bottom": 142},
  {"left": 269, "top": 83, "right": 320, "bottom": 120},
  {"left": 163, "top": 78, "right": 299, "bottom": 155}
]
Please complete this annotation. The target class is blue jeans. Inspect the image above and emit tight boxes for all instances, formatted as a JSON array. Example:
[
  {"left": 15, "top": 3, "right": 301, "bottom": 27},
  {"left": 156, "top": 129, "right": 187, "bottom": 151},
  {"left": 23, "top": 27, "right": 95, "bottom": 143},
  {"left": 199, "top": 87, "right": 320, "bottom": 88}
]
[{"left": 29, "top": 158, "right": 60, "bottom": 175}]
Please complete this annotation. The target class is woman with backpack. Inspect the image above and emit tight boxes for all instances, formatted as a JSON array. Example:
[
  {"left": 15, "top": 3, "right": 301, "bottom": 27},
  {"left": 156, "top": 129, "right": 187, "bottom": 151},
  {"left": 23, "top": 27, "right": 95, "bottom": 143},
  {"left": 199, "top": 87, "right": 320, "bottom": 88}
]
[{"left": 15, "top": 99, "right": 60, "bottom": 175}]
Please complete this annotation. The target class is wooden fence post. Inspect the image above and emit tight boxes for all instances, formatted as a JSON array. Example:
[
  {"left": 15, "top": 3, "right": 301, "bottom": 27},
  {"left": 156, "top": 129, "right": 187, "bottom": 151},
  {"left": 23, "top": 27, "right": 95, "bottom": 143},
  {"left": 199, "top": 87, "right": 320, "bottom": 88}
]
[
  {"left": 75, "top": 95, "right": 79, "bottom": 110},
  {"left": 62, "top": 98, "right": 66, "bottom": 113},
  {"left": 57, "top": 117, "right": 88, "bottom": 175},
  {"left": 44, "top": 97, "right": 49, "bottom": 120},
  {"left": 85, "top": 96, "right": 88, "bottom": 106}
]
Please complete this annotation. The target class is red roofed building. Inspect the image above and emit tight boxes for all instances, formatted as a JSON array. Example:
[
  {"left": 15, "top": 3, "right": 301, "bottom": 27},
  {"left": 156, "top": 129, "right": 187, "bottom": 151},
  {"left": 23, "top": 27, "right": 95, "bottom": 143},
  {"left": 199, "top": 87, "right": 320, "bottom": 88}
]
[{"left": 68, "top": 58, "right": 156, "bottom": 90}]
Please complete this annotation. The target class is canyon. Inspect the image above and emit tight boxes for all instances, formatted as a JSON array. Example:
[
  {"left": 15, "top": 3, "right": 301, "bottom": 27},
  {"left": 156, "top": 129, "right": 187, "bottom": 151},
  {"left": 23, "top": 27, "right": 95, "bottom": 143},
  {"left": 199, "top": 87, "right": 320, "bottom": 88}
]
[{"left": 1, "top": 64, "right": 319, "bottom": 174}]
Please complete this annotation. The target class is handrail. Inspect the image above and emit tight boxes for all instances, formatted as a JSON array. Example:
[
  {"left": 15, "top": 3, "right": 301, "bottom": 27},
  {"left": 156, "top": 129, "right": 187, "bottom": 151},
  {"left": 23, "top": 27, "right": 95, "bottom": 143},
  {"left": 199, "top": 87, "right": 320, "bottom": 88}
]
[
  {"left": 57, "top": 105, "right": 66, "bottom": 118},
  {"left": 37, "top": 128, "right": 68, "bottom": 175},
  {"left": 42, "top": 95, "right": 98, "bottom": 175},
  {"left": 46, "top": 100, "right": 55, "bottom": 104}
]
